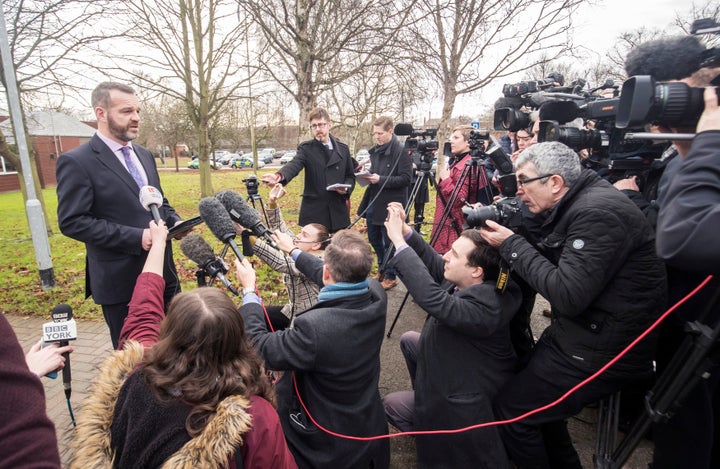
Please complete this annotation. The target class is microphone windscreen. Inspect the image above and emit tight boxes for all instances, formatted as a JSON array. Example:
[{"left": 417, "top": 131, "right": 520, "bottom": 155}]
[
  {"left": 625, "top": 35, "right": 705, "bottom": 81},
  {"left": 51, "top": 304, "right": 73, "bottom": 322},
  {"left": 393, "top": 123, "right": 414, "bottom": 136},
  {"left": 216, "top": 190, "right": 260, "bottom": 227},
  {"left": 179, "top": 233, "right": 215, "bottom": 266},
  {"left": 199, "top": 197, "right": 236, "bottom": 242},
  {"left": 139, "top": 185, "right": 163, "bottom": 211}
]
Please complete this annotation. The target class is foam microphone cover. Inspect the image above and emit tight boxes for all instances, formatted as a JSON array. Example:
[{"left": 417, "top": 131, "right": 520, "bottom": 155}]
[
  {"left": 624, "top": 35, "right": 705, "bottom": 81},
  {"left": 179, "top": 233, "right": 215, "bottom": 266},
  {"left": 215, "top": 190, "right": 260, "bottom": 226},
  {"left": 393, "top": 123, "right": 414, "bottom": 136},
  {"left": 198, "top": 197, "right": 236, "bottom": 242},
  {"left": 51, "top": 304, "right": 73, "bottom": 322}
]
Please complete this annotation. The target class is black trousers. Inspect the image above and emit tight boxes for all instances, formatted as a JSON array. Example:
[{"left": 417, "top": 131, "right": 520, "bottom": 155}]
[{"left": 493, "top": 340, "right": 630, "bottom": 469}]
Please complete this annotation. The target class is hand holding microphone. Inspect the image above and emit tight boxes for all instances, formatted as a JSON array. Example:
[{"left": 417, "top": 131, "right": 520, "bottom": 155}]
[{"left": 42, "top": 304, "right": 77, "bottom": 399}]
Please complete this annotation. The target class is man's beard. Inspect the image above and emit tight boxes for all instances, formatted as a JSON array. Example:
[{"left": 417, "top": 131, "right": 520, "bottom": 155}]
[{"left": 108, "top": 114, "right": 138, "bottom": 142}]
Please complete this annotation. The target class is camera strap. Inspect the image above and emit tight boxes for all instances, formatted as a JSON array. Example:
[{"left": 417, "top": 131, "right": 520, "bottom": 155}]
[{"left": 495, "top": 259, "right": 512, "bottom": 294}]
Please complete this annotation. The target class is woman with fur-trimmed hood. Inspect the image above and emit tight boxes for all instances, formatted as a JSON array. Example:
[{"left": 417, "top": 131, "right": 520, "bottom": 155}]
[{"left": 70, "top": 220, "right": 297, "bottom": 469}]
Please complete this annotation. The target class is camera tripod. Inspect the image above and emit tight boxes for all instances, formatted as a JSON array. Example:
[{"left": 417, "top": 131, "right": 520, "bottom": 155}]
[
  {"left": 595, "top": 278, "right": 720, "bottom": 468},
  {"left": 386, "top": 154, "right": 494, "bottom": 337}
]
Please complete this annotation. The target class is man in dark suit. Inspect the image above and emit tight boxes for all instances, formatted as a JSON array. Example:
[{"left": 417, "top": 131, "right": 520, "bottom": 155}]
[
  {"left": 262, "top": 107, "right": 355, "bottom": 232},
  {"left": 56, "top": 82, "right": 184, "bottom": 349},
  {"left": 356, "top": 116, "right": 412, "bottom": 290}
]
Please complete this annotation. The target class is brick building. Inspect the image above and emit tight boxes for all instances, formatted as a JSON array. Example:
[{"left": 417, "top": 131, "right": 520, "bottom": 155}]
[{"left": 0, "top": 111, "right": 95, "bottom": 193}]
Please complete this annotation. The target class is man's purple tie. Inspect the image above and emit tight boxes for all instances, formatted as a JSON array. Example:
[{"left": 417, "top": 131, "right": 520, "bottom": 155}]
[{"left": 121, "top": 146, "right": 144, "bottom": 188}]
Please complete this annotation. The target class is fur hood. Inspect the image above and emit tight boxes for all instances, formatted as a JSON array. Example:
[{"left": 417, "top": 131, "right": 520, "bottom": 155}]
[{"left": 70, "top": 340, "right": 253, "bottom": 468}]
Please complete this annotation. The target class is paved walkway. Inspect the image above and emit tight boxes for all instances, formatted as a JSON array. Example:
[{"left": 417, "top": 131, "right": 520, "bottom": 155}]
[
  {"left": 5, "top": 287, "right": 653, "bottom": 468},
  {"left": 7, "top": 314, "right": 113, "bottom": 467}
]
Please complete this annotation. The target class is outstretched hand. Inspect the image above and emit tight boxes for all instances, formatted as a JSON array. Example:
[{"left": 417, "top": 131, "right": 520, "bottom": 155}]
[{"left": 234, "top": 258, "right": 256, "bottom": 290}]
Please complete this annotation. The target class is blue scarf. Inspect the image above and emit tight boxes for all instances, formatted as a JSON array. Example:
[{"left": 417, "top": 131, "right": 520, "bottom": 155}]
[{"left": 317, "top": 279, "right": 369, "bottom": 302}]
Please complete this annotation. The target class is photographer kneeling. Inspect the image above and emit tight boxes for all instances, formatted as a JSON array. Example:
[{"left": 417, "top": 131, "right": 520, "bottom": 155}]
[
  {"left": 480, "top": 142, "right": 666, "bottom": 468},
  {"left": 383, "top": 202, "right": 522, "bottom": 468}
]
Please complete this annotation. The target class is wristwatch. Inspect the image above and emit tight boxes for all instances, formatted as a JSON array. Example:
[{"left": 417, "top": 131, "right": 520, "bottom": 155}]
[{"left": 242, "top": 286, "right": 256, "bottom": 296}]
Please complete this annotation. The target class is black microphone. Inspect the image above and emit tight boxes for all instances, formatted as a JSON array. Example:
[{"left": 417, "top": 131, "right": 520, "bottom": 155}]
[
  {"left": 180, "top": 233, "right": 239, "bottom": 295},
  {"left": 215, "top": 190, "right": 279, "bottom": 249},
  {"left": 625, "top": 35, "right": 705, "bottom": 81},
  {"left": 139, "top": 185, "right": 163, "bottom": 224},
  {"left": 198, "top": 197, "right": 244, "bottom": 261},
  {"left": 43, "top": 304, "right": 77, "bottom": 399}
]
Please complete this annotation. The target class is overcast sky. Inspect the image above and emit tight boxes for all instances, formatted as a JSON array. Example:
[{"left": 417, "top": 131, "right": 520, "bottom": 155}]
[{"left": 447, "top": 0, "right": 691, "bottom": 120}]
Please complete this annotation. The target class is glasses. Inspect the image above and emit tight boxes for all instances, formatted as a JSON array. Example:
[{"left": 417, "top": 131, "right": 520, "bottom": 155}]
[
  {"left": 309, "top": 122, "right": 328, "bottom": 130},
  {"left": 517, "top": 173, "right": 553, "bottom": 187}
]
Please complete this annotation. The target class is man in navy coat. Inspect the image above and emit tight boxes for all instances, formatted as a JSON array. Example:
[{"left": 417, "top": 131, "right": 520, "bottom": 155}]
[{"left": 56, "top": 82, "right": 183, "bottom": 349}]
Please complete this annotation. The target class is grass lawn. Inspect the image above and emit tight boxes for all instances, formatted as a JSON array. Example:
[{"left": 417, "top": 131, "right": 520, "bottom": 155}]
[{"left": 0, "top": 167, "right": 436, "bottom": 319}]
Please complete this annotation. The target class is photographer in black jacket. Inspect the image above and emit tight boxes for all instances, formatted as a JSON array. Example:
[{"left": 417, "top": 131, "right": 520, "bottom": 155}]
[{"left": 480, "top": 142, "right": 666, "bottom": 468}]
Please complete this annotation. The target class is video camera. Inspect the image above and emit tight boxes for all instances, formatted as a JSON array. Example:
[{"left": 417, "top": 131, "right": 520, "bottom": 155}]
[
  {"left": 242, "top": 175, "right": 259, "bottom": 196},
  {"left": 531, "top": 81, "right": 667, "bottom": 197},
  {"left": 395, "top": 123, "right": 439, "bottom": 171}
]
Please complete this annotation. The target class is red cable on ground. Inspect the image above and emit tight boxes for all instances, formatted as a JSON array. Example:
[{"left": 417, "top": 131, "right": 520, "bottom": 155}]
[{"left": 291, "top": 274, "right": 715, "bottom": 441}]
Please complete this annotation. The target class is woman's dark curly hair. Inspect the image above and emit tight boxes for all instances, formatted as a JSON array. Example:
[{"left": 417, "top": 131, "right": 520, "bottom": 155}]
[{"left": 142, "top": 287, "right": 275, "bottom": 437}]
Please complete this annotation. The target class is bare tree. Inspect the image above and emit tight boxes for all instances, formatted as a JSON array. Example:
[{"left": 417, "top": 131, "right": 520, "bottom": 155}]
[
  {"left": 1, "top": 0, "right": 114, "bottom": 233},
  {"left": 402, "top": 0, "right": 584, "bottom": 152},
  {"left": 240, "top": 0, "right": 415, "bottom": 131},
  {"left": 98, "top": 0, "right": 258, "bottom": 197}
]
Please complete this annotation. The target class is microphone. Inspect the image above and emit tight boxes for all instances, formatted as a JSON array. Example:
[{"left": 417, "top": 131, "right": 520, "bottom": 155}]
[
  {"left": 198, "top": 197, "right": 244, "bottom": 261},
  {"left": 139, "top": 185, "right": 163, "bottom": 224},
  {"left": 180, "top": 233, "right": 239, "bottom": 295},
  {"left": 43, "top": 304, "right": 77, "bottom": 399},
  {"left": 215, "top": 190, "right": 279, "bottom": 249},
  {"left": 625, "top": 35, "right": 705, "bottom": 81}
]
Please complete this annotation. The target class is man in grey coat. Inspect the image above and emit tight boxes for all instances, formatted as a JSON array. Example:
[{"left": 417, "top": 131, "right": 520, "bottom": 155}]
[{"left": 236, "top": 230, "right": 390, "bottom": 469}]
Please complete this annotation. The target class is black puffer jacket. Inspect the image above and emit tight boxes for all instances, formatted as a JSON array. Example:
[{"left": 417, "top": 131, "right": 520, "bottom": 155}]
[{"left": 499, "top": 169, "right": 667, "bottom": 375}]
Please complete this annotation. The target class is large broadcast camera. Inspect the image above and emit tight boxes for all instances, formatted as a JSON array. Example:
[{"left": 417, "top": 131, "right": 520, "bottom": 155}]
[{"left": 395, "top": 123, "right": 439, "bottom": 171}]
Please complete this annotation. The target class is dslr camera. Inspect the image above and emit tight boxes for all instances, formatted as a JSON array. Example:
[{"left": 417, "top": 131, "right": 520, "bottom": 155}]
[{"left": 462, "top": 197, "right": 523, "bottom": 230}]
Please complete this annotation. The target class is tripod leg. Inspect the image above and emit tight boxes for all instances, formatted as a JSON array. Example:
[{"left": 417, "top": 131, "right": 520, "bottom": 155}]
[{"left": 387, "top": 290, "right": 412, "bottom": 338}]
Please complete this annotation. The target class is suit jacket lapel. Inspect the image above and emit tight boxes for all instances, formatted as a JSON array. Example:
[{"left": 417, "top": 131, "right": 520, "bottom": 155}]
[{"left": 90, "top": 135, "right": 142, "bottom": 193}]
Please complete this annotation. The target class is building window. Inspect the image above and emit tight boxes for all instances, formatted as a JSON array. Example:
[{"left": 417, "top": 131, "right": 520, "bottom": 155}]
[{"left": 0, "top": 156, "right": 17, "bottom": 174}]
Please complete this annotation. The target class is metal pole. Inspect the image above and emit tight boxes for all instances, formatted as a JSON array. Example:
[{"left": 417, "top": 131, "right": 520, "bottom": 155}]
[{"left": 0, "top": 4, "right": 55, "bottom": 289}]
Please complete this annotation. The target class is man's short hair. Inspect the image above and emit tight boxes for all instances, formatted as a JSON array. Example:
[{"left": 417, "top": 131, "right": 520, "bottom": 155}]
[
  {"left": 324, "top": 230, "right": 373, "bottom": 283},
  {"left": 306, "top": 223, "right": 330, "bottom": 251},
  {"left": 516, "top": 142, "right": 582, "bottom": 188},
  {"left": 308, "top": 107, "right": 331, "bottom": 123},
  {"left": 92, "top": 82, "right": 136, "bottom": 109},
  {"left": 452, "top": 124, "right": 475, "bottom": 141},
  {"left": 373, "top": 116, "right": 394, "bottom": 132},
  {"left": 460, "top": 230, "right": 501, "bottom": 281}
]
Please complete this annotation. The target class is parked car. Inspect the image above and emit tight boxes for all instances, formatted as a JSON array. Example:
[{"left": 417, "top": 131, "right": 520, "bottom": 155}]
[
  {"left": 187, "top": 157, "right": 218, "bottom": 170},
  {"left": 260, "top": 147, "right": 276, "bottom": 156},
  {"left": 274, "top": 150, "right": 286, "bottom": 159},
  {"left": 217, "top": 152, "right": 234, "bottom": 165},
  {"left": 258, "top": 150, "right": 274, "bottom": 164},
  {"left": 229, "top": 155, "right": 265, "bottom": 169},
  {"left": 279, "top": 150, "right": 296, "bottom": 164}
]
